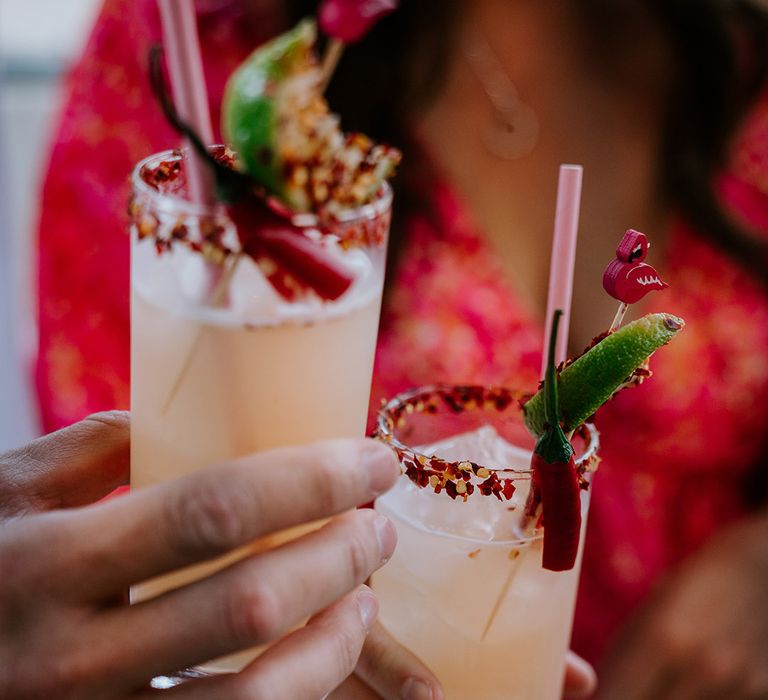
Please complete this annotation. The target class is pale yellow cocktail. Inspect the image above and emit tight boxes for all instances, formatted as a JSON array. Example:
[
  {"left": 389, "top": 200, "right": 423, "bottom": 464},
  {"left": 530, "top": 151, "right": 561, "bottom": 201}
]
[
  {"left": 372, "top": 385, "right": 599, "bottom": 700},
  {"left": 129, "top": 149, "right": 390, "bottom": 672}
]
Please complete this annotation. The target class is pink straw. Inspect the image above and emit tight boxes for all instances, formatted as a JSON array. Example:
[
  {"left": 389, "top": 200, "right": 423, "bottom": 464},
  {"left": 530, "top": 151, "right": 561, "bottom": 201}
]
[
  {"left": 541, "top": 164, "right": 583, "bottom": 377},
  {"left": 157, "top": 0, "right": 215, "bottom": 206}
]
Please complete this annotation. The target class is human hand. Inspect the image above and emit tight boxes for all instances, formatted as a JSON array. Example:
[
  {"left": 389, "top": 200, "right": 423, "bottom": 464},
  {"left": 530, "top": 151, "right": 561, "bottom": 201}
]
[
  {"left": 330, "top": 631, "right": 595, "bottom": 700},
  {"left": 597, "top": 512, "right": 768, "bottom": 699},
  {"left": 0, "top": 411, "right": 400, "bottom": 699}
]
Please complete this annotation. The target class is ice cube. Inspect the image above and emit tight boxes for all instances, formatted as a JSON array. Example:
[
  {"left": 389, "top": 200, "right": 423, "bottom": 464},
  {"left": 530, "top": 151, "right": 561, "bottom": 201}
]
[{"left": 378, "top": 427, "right": 535, "bottom": 542}]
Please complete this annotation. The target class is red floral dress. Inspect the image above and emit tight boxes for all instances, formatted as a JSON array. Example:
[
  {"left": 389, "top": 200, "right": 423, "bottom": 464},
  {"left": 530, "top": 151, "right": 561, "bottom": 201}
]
[{"left": 36, "top": 0, "right": 768, "bottom": 665}]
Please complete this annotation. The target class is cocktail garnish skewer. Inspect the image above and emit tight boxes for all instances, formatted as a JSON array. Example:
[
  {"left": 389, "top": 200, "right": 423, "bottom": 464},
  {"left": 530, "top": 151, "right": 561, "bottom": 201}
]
[
  {"left": 317, "top": 0, "right": 397, "bottom": 89},
  {"left": 480, "top": 551, "right": 525, "bottom": 641}
]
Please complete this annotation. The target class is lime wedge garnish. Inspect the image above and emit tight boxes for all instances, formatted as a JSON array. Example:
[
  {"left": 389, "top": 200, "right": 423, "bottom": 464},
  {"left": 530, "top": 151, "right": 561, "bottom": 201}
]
[
  {"left": 222, "top": 20, "right": 316, "bottom": 203},
  {"left": 523, "top": 313, "right": 685, "bottom": 436},
  {"left": 222, "top": 20, "right": 399, "bottom": 214}
]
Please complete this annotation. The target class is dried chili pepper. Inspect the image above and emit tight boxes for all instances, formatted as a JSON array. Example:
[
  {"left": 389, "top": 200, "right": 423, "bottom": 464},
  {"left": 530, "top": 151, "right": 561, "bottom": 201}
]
[
  {"left": 228, "top": 197, "right": 354, "bottom": 301},
  {"left": 532, "top": 309, "right": 582, "bottom": 572}
]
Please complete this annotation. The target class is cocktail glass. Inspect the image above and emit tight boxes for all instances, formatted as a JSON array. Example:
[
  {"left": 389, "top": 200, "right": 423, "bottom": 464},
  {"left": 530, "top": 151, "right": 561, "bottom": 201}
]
[
  {"left": 128, "top": 147, "right": 391, "bottom": 674},
  {"left": 371, "top": 384, "right": 599, "bottom": 700}
]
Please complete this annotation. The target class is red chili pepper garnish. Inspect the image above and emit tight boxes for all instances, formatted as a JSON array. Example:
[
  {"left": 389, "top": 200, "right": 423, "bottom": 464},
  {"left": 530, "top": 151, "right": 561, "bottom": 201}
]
[
  {"left": 229, "top": 197, "right": 354, "bottom": 301},
  {"left": 532, "top": 309, "right": 582, "bottom": 572},
  {"left": 318, "top": 0, "right": 397, "bottom": 43}
]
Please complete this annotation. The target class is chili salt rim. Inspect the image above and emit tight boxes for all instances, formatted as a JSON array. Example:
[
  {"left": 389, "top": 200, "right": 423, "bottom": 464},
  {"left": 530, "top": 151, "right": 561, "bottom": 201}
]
[
  {"left": 292, "top": 182, "right": 392, "bottom": 250},
  {"left": 128, "top": 147, "right": 235, "bottom": 260},
  {"left": 375, "top": 384, "right": 600, "bottom": 501},
  {"left": 131, "top": 146, "right": 230, "bottom": 219},
  {"left": 129, "top": 147, "right": 392, "bottom": 251}
]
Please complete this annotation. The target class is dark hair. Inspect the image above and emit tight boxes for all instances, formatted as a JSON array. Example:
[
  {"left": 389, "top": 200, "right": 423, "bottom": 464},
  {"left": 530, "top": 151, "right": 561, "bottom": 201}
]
[
  {"left": 642, "top": 0, "right": 768, "bottom": 286},
  {"left": 284, "top": 0, "right": 768, "bottom": 285}
]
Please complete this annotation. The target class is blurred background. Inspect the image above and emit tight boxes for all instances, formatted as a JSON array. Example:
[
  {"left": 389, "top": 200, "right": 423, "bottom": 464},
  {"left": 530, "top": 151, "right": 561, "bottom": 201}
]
[{"left": 0, "top": 0, "right": 100, "bottom": 450}]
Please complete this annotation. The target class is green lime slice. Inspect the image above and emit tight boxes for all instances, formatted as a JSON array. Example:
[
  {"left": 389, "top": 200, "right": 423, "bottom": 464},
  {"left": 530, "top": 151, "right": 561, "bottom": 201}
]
[
  {"left": 523, "top": 313, "right": 685, "bottom": 436},
  {"left": 223, "top": 20, "right": 399, "bottom": 214},
  {"left": 222, "top": 20, "right": 316, "bottom": 202}
]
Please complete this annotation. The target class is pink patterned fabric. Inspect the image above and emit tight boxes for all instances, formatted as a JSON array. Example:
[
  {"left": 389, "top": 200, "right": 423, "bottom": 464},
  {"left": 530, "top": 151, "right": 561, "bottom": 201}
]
[
  {"left": 35, "top": 0, "right": 265, "bottom": 429},
  {"left": 36, "top": 0, "right": 768, "bottom": 665}
]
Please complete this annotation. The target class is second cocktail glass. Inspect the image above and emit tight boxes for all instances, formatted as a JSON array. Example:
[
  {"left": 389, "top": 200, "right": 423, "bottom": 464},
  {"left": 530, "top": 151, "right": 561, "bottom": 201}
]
[{"left": 372, "top": 384, "right": 599, "bottom": 700}]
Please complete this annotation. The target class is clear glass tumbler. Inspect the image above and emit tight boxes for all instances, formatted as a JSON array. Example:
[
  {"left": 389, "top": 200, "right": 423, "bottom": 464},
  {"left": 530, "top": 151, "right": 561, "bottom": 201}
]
[
  {"left": 128, "top": 147, "right": 391, "bottom": 675},
  {"left": 372, "top": 384, "right": 599, "bottom": 700}
]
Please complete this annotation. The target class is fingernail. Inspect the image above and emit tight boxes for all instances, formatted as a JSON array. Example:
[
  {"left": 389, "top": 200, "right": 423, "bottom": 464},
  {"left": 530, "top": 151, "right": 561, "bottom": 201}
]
[
  {"left": 401, "top": 677, "right": 435, "bottom": 700},
  {"left": 363, "top": 441, "right": 398, "bottom": 495},
  {"left": 374, "top": 514, "right": 397, "bottom": 562},
  {"left": 356, "top": 586, "right": 379, "bottom": 630}
]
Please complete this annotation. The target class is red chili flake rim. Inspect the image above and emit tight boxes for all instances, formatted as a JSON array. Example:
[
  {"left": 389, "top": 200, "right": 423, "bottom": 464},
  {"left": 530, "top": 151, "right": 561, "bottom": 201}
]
[
  {"left": 375, "top": 384, "right": 600, "bottom": 502},
  {"left": 128, "top": 146, "right": 392, "bottom": 256}
]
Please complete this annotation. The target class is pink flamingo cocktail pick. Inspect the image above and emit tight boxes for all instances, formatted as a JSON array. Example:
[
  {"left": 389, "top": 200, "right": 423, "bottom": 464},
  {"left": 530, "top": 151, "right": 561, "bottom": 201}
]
[{"left": 603, "top": 229, "right": 668, "bottom": 331}]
